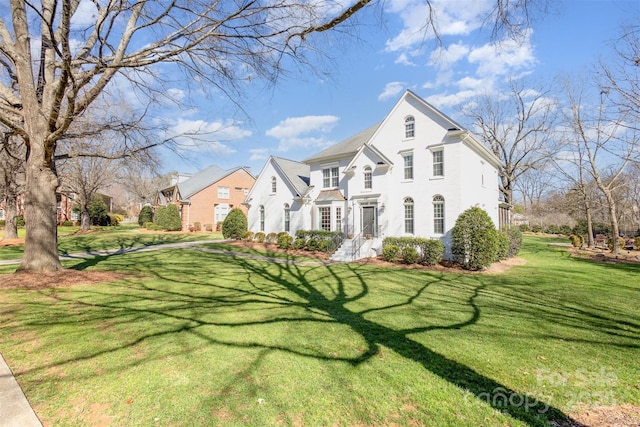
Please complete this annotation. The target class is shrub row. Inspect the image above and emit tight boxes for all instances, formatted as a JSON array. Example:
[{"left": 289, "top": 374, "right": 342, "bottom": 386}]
[
  {"left": 294, "top": 230, "right": 343, "bottom": 253},
  {"left": 382, "top": 237, "right": 444, "bottom": 266}
]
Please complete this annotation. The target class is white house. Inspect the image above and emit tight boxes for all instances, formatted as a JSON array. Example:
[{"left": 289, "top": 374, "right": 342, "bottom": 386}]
[{"left": 246, "top": 90, "right": 505, "bottom": 260}]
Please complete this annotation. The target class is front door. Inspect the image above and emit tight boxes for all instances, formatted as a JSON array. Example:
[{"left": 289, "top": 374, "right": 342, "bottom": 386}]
[{"left": 362, "top": 206, "right": 376, "bottom": 237}]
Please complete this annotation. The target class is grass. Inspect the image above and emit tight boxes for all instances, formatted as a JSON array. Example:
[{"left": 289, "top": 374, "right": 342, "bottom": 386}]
[
  {"left": 0, "top": 234, "right": 639, "bottom": 426},
  {"left": 0, "top": 226, "right": 223, "bottom": 260}
]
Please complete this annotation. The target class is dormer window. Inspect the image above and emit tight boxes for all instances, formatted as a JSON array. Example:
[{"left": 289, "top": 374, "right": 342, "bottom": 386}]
[
  {"left": 364, "top": 166, "right": 372, "bottom": 189},
  {"left": 405, "top": 116, "right": 415, "bottom": 139}
]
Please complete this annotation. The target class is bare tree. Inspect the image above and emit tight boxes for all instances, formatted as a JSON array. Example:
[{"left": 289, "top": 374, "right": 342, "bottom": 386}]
[
  {"left": 0, "top": 130, "right": 25, "bottom": 239},
  {"left": 0, "top": 0, "right": 547, "bottom": 273},
  {"left": 562, "top": 79, "right": 640, "bottom": 255},
  {"left": 464, "top": 79, "right": 558, "bottom": 204}
]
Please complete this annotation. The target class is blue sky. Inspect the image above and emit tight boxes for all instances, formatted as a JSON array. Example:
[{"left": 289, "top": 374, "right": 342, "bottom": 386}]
[{"left": 155, "top": 0, "right": 640, "bottom": 176}]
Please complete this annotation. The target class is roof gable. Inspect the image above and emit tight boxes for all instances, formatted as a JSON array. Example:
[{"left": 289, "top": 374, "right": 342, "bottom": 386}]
[
  {"left": 271, "top": 157, "right": 311, "bottom": 197},
  {"left": 177, "top": 165, "right": 251, "bottom": 199},
  {"left": 303, "top": 123, "right": 381, "bottom": 164}
]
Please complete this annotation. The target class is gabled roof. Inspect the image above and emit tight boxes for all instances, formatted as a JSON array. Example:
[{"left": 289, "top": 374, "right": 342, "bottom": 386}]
[
  {"left": 161, "top": 164, "right": 252, "bottom": 201},
  {"left": 271, "top": 156, "right": 311, "bottom": 198},
  {"left": 303, "top": 122, "right": 381, "bottom": 164}
]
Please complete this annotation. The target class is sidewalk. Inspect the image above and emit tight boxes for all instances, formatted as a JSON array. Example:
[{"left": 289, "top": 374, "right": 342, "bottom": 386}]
[{"left": 0, "top": 354, "right": 42, "bottom": 427}]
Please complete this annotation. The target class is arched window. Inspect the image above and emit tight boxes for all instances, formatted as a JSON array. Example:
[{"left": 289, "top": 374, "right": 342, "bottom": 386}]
[
  {"left": 404, "top": 197, "right": 414, "bottom": 234},
  {"left": 271, "top": 176, "right": 277, "bottom": 193},
  {"left": 433, "top": 195, "right": 444, "bottom": 234},
  {"left": 283, "top": 203, "right": 290, "bottom": 232},
  {"left": 364, "top": 166, "right": 372, "bottom": 189},
  {"left": 259, "top": 205, "right": 265, "bottom": 232},
  {"left": 405, "top": 116, "right": 415, "bottom": 138}
]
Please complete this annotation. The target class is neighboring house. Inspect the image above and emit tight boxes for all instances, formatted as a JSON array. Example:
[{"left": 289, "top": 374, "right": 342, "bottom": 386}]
[
  {"left": 246, "top": 90, "right": 505, "bottom": 259},
  {"left": 2, "top": 192, "right": 79, "bottom": 225},
  {"left": 156, "top": 164, "right": 255, "bottom": 231}
]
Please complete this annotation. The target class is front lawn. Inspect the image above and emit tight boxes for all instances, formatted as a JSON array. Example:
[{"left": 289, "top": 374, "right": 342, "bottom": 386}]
[
  {"left": 0, "top": 227, "right": 223, "bottom": 260},
  {"left": 0, "top": 235, "right": 638, "bottom": 426}
]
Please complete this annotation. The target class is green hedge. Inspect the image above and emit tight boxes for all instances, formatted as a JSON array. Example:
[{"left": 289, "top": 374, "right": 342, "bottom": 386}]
[
  {"left": 382, "top": 237, "right": 444, "bottom": 266},
  {"left": 294, "top": 230, "right": 343, "bottom": 253}
]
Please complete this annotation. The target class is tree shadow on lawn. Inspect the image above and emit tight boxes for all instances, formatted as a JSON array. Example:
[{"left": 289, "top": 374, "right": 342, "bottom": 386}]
[{"left": 20, "top": 249, "right": 585, "bottom": 426}]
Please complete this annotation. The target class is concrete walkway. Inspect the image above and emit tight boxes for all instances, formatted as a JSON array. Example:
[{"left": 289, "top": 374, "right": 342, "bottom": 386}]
[{"left": 0, "top": 354, "right": 42, "bottom": 427}]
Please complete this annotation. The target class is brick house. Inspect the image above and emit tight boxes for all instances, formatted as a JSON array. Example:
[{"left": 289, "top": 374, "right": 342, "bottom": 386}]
[{"left": 156, "top": 165, "right": 255, "bottom": 231}]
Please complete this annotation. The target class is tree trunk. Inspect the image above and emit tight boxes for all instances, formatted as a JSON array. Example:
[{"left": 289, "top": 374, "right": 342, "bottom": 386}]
[
  {"left": 16, "top": 142, "right": 63, "bottom": 273},
  {"left": 601, "top": 188, "right": 621, "bottom": 255},
  {"left": 3, "top": 194, "right": 19, "bottom": 239},
  {"left": 585, "top": 204, "right": 595, "bottom": 249},
  {"left": 81, "top": 204, "right": 91, "bottom": 231}
]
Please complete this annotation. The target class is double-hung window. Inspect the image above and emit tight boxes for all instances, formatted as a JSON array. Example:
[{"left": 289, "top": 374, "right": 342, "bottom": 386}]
[
  {"left": 433, "top": 150, "right": 444, "bottom": 177},
  {"left": 403, "top": 154, "right": 414, "bottom": 180},
  {"left": 404, "top": 197, "right": 414, "bottom": 234},
  {"left": 364, "top": 166, "right": 372, "bottom": 189},
  {"left": 433, "top": 195, "right": 444, "bottom": 234},
  {"left": 322, "top": 167, "right": 339, "bottom": 188},
  {"left": 405, "top": 116, "right": 415, "bottom": 138}
]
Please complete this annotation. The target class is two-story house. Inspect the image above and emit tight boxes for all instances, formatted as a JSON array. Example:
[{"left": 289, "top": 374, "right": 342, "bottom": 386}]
[
  {"left": 246, "top": 90, "right": 505, "bottom": 259},
  {"left": 157, "top": 165, "right": 255, "bottom": 231}
]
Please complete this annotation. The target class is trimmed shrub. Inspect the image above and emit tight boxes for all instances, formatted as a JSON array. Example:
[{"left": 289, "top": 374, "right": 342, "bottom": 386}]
[
  {"left": 451, "top": 207, "right": 499, "bottom": 270},
  {"left": 89, "top": 195, "right": 110, "bottom": 226},
  {"left": 204, "top": 223, "right": 213, "bottom": 232},
  {"left": 277, "top": 234, "right": 294, "bottom": 249},
  {"left": 607, "top": 236, "right": 625, "bottom": 251},
  {"left": 382, "top": 237, "right": 444, "bottom": 266},
  {"left": 518, "top": 223, "right": 530, "bottom": 232},
  {"left": 60, "top": 221, "right": 74, "bottom": 227},
  {"left": 530, "top": 224, "right": 543, "bottom": 233},
  {"left": 16, "top": 215, "right": 25, "bottom": 226},
  {"left": 635, "top": 237, "right": 640, "bottom": 249},
  {"left": 383, "top": 244, "right": 401, "bottom": 263},
  {"left": 266, "top": 232, "right": 278, "bottom": 243},
  {"left": 506, "top": 227, "right": 523, "bottom": 258},
  {"left": 155, "top": 204, "right": 182, "bottom": 231},
  {"left": 496, "top": 231, "right": 510, "bottom": 260},
  {"left": 244, "top": 231, "right": 254, "bottom": 241},
  {"left": 569, "top": 234, "right": 584, "bottom": 248},
  {"left": 221, "top": 208, "right": 248, "bottom": 239},
  {"left": 294, "top": 238, "right": 306, "bottom": 250},
  {"left": 138, "top": 205, "right": 153, "bottom": 226},
  {"left": 255, "top": 232, "right": 265, "bottom": 243},
  {"left": 417, "top": 239, "right": 444, "bottom": 266},
  {"left": 307, "top": 238, "right": 320, "bottom": 252},
  {"left": 402, "top": 247, "right": 419, "bottom": 264},
  {"left": 193, "top": 222, "right": 202, "bottom": 232}
]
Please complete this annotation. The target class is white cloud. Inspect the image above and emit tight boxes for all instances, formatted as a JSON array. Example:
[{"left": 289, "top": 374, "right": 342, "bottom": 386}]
[
  {"left": 428, "top": 43, "right": 470, "bottom": 69},
  {"left": 71, "top": 0, "right": 98, "bottom": 28},
  {"left": 164, "top": 118, "right": 252, "bottom": 154},
  {"left": 249, "top": 148, "right": 270, "bottom": 161},
  {"left": 468, "top": 30, "right": 536, "bottom": 77},
  {"left": 378, "top": 82, "right": 405, "bottom": 101},
  {"left": 384, "top": 0, "right": 493, "bottom": 53},
  {"left": 266, "top": 115, "right": 339, "bottom": 152}
]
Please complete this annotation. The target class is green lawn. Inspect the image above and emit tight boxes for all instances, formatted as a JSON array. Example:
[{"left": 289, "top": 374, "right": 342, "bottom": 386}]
[
  {"left": 0, "top": 235, "right": 638, "bottom": 426},
  {"left": 0, "top": 226, "right": 223, "bottom": 260}
]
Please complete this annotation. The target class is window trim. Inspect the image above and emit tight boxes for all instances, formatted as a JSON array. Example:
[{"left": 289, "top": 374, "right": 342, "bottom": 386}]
[
  {"left": 259, "top": 205, "right": 265, "bottom": 232},
  {"left": 404, "top": 197, "right": 414, "bottom": 234},
  {"left": 283, "top": 203, "right": 290, "bottom": 232},
  {"left": 404, "top": 115, "right": 415, "bottom": 139},
  {"left": 433, "top": 195, "right": 445, "bottom": 235},
  {"left": 363, "top": 165, "right": 372, "bottom": 190},
  {"left": 402, "top": 153, "right": 414, "bottom": 181},
  {"left": 432, "top": 149, "right": 444, "bottom": 177},
  {"left": 322, "top": 166, "right": 340, "bottom": 188}
]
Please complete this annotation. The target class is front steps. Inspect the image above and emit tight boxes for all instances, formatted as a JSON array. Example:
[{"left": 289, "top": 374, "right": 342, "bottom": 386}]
[{"left": 330, "top": 238, "right": 378, "bottom": 262}]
